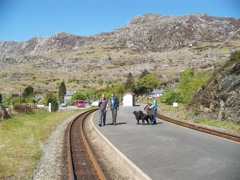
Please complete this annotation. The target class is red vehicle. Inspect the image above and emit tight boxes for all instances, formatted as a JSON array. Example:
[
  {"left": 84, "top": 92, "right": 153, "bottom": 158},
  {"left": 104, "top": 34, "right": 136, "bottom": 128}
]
[{"left": 75, "top": 100, "right": 85, "bottom": 108}]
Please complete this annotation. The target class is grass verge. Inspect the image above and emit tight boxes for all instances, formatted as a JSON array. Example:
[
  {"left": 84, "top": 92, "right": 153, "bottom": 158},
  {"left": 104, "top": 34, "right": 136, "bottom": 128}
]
[
  {"left": 159, "top": 102, "right": 240, "bottom": 134},
  {"left": 143, "top": 99, "right": 239, "bottom": 134},
  {"left": 194, "top": 119, "right": 240, "bottom": 134},
  {"left": 0, "top": 109, "right": 84, "bottom": 179}
]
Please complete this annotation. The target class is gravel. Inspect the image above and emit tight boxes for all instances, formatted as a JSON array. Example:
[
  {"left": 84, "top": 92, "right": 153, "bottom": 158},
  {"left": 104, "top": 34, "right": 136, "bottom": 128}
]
[
  {"left": 31, "top": 112, "right": 139, "bottom": 180},
  {"left": 31, "top": 113, "right": 79, "bottom": 179}
]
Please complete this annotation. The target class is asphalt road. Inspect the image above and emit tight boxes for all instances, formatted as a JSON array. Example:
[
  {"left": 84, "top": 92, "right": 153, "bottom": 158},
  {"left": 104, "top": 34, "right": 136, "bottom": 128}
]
[{"left": 93, "top": 103, "right": 240, "bottom": 180}]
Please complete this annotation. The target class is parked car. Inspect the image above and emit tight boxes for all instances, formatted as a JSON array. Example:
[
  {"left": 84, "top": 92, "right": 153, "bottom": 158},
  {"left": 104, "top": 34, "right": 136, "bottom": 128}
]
[
  {"left": 59, "top": 103, "right": 66, "bottom": 107},
  {"left": 91, "top": 100, "right": 99, "bottom": 107},
  {"left": 75, "top": 100, "right": 85, "bottom": 108},
  {"left": 84, "top": 100, "right": 90, "bottom": 104}
]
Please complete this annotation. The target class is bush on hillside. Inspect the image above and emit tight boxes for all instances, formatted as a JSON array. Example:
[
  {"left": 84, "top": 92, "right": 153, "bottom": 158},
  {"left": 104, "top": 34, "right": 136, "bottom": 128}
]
[
  {"left": 160, "top": 88, "right": 182, "bottom": 105},
  {"left": 47, "top": 97, "right": 58, "bottom": 112},
  {"left": 14, "top": 103, "right": 34, "bottom": 114}
]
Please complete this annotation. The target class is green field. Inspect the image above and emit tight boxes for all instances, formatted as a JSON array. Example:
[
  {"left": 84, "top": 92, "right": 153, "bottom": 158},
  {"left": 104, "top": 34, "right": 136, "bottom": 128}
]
[{"left": 0, "top": 109, "right": 84, "bottom": 179}]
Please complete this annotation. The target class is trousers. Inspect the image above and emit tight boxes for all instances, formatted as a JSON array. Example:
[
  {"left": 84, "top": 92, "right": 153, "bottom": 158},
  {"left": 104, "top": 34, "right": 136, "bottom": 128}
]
[
  {"left": 153, "top": 109, "right": 157, "bottom": 124},
  {"left": 111, "top": 108, "right": 117, "bottom": 125},
  {"left": 99, "top": 109, "right": 107, "bottom": 125}
]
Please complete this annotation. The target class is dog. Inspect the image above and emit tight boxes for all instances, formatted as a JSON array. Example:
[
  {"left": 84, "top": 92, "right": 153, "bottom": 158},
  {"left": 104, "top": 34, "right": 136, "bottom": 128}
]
[
  {"left": 133, "top": 110, "right": 143, "bottom": 124},
  {"left": 133, "top": 110, "right": 152, "bottom": 124},
  {"left": 140, "top": 113, "right": 152, "bottom": 124},
  {"left": 146, "top": 108, "right": 154, "bottom": 124}
]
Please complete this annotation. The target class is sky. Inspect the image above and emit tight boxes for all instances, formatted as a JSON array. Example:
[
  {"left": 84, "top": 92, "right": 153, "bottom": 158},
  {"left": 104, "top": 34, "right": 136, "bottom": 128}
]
[{"left": 0, "top": 0, "right": 239, "bottom": 41}]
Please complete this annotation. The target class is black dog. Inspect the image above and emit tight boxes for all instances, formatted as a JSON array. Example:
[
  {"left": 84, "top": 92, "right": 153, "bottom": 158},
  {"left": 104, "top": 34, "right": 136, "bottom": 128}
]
[
  {"left": 140, "top": 113, "right": 151, "bottom": 124},
  {"left": 133, "top": 110, "right": 143, "bottom": 124},
  {"left": 133, "top": 110, "right": 152, "bottom": 124}
]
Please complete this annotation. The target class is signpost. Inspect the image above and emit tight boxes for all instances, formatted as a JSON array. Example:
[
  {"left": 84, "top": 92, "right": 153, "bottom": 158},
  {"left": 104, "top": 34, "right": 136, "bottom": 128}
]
[{"left": 173, "top": 102, "right": 178, "bottom": 108}]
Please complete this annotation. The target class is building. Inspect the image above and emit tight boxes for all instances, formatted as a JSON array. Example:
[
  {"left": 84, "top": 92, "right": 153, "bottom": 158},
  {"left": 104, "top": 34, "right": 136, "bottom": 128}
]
[
  {"left": 122, "top": 90, "right": 136, "bottom": 106},
  {"left": 64, "top": 91, "right": 75, "bottom": 104},
  {"left": 147, "top": 89, "right": 165, "bottom": 98}
]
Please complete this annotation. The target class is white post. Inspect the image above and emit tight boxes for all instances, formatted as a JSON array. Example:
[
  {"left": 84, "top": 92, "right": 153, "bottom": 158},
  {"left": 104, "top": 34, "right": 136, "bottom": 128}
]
[
  {"left": 173, "top": 102, "right": 178, "bottom": 113},
  {"left": 49, "top": 103, "right": 51, "bottom": 112}
]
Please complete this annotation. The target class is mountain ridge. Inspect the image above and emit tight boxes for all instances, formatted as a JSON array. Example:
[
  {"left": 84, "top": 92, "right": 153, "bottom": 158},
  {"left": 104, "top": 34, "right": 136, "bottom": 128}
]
[{"left": 0, "top": 13, "right": 240, "bottom": 95}]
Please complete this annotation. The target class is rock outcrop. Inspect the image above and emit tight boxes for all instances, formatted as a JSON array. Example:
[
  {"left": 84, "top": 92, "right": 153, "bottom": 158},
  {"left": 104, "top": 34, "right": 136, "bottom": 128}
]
[{"left": 188, "top": 51, "right": 240, "bottom": 124}]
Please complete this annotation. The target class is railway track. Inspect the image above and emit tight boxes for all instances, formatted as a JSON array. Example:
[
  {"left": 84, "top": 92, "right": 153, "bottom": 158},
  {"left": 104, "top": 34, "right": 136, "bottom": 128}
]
[
  {"left": 157, "top": 113, "right": 240, "bottom": 142},
  {"left": 145, "top": 105, "right": 240, "bottom": 142},
  {"left": 61, "top": 105, "right": 239, "bottom": 179},
  {"left": 64, "top": 109, "right": 107, "bottom": 180}
]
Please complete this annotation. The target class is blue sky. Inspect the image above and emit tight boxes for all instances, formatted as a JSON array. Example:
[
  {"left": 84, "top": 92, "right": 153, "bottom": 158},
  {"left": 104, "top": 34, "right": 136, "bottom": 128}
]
[{"left": 0, "top": 0, "right": 239, "bottom": 41}]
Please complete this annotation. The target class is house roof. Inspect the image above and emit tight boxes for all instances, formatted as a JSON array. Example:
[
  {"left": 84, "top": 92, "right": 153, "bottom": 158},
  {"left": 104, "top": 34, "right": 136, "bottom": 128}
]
[
  {"left": 123, "top": 90, "right": 136, "bottom": 96},
  {"left": 151, "top": 89, "right": 165, "bottom": 94},
  {"left": 65, "top": 91, "right": 75, "bottom": 96}
]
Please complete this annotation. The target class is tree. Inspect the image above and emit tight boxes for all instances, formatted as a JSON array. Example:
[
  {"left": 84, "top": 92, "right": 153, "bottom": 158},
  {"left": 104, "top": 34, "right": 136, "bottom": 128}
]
[
  {"left": 178, "top": 68, "right": 211, "bottom": 103},
  {"left": 21, "top": 86, "right": 34, "bottom": 103},
  {"left": 22, "top": 86, "right": 34, "bottom": 98},
  {"left": 178, "top": 68, "right": 194, "bottom": 91},
  {"left": 47, "top": 97, "right": 59, "bottom": 112},
  {"left": 138, "top": 74, "right": 159, "bottom": 93},
  {"left": 71, "top": 92, "right": 86, "bottom": 100},
  {"left": 58, "top": 80, "right": 66, "bottom": 103},
  {"left": 86, "top": 88, "right": 98, "bottom": 100},
  {"left": 139, "top": 68, "right": 150, "bottom": 79},
  {"left": 44, "top": 91, "right": 58, "bottom": 111},
  {"left": 115, "top": 84, "right": 125, "bottom": 95},
  {"left": 67, "top": 92, "right": 87, "bottom": 105},
  {"left": 160, "top": 88, "right": 182, "bottom": 105},
  {"left": 125, "top": 73, "right": 136, "bottom": 91},
  {"left": 0, "top": 94, "right": 2, "bottom": 103}
]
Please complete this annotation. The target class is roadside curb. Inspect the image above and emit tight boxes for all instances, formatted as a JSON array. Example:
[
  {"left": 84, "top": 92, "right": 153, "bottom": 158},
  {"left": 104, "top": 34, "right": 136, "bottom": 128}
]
[{"left": 90, "top": 112, "right": 152, "bottom": 180}]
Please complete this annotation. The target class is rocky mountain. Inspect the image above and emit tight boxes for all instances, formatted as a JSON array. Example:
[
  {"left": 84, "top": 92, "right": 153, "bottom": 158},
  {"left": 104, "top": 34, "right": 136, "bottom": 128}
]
[
  {"left": 187, "top": 51, "right": 240, "bottom": 124},
  {"left": 0, "top": 13, "right": 240, "bottom": 95}
]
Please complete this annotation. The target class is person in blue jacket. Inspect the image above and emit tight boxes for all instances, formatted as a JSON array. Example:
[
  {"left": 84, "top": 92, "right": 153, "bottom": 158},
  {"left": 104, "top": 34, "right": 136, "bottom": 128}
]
[
  {"left": 110, "top": 92, "right": 119, "bottom": 126},
  {"left": 149, "top": 96, "right": 157, "bottom": 124}
]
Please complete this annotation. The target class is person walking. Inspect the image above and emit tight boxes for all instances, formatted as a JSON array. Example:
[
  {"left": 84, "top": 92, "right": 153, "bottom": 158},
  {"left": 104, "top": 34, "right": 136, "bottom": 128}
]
[
  {"left": 110, "top": 92, "right": 119, "bottom": 126},
  {"left": 98, "top": 93, "right": 108, "bottom": 127},
  {"left": 149, "top": 96, "right": 157, "bottom": 124}
]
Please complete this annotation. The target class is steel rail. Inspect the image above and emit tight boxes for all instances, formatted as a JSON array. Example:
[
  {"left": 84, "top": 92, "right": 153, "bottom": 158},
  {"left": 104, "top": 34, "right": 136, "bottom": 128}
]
[
  {"left": 80, "top": 109, "right": 106, "bottom": 180},
  {"left": 145, "top": 105, "right": 240, "bottom": 142},
  {"left": 67, "top": 109, "right": 106, "bottom": 180}
]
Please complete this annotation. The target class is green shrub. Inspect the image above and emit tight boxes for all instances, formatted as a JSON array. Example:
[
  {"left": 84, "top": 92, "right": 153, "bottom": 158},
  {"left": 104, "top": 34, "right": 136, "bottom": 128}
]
[
  {"left": 10, "top": 97, "right": 21, "bottom": 106},
  {"left": 67, "top": 92, "right": 87, "bottom": 105},
  {"left": 160, "top": 88, "right": 182, "bottom": 105},
  {"left": 178, "top": 68, "right": 212, "bottom": 103},
  {"left": 22, "top": 86, "right": 34, "bottom": 98},
  {"left": 47, "top": 98, "right": 58, "bottom": 112}
]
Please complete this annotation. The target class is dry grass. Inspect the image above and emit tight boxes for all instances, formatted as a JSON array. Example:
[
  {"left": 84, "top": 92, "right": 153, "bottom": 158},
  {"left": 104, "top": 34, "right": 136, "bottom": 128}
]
[
  {"left": 158, "top": 102, "right": 240, "bottom": 135},
  {"left": 1, "top": 41, "right": 239, "bottom": 95}
]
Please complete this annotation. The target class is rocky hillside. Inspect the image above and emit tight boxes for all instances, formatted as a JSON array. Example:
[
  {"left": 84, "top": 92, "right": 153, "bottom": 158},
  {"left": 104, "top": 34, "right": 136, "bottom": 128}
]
[
  {"left": 0, "top": 13, "right": 240, "bottom": 95},
  {"left": 188, "top": 51, "right": 240, "bottom": 124}
]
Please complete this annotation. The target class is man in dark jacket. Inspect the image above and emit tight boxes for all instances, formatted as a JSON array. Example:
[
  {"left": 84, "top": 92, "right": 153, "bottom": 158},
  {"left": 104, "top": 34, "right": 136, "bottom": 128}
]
[
  {"left": 110, "top": 92, "right": 119, "bottom": 126},
  {"left": 98, "top": 93, "right": 108, "bottom": 126}
]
